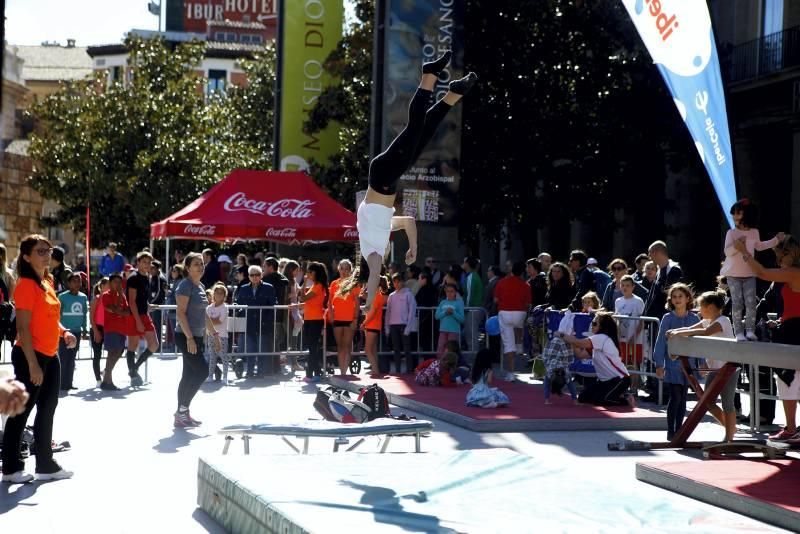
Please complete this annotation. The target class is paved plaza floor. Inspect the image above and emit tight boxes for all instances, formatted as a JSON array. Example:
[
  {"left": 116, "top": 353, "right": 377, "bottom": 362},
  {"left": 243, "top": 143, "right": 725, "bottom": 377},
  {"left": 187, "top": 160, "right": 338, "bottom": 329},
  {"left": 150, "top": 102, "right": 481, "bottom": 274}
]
[{"left": 0, "top": 348, "right": 791, "bottom": 533}]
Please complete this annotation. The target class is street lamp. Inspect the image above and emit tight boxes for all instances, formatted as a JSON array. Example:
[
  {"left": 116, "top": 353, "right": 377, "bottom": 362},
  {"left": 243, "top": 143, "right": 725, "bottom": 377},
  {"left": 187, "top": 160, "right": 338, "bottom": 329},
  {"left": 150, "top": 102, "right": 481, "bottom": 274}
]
[{"left": 147, "top": 0, "right": 162, "bottom": 32}]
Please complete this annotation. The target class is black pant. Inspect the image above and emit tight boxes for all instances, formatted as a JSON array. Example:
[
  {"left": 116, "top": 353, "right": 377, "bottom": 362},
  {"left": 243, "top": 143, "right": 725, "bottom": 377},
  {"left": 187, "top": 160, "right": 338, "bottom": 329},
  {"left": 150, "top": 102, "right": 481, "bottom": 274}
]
[
  {"left": 389, "top": 325, "right": 416, "bottom": 373},
  {"left": 578, "top": 375, "right": 631, "bottom": 406},
  {"left": 666, "top": 383, "right": 688, "bottom": 439},
  {"left": 1, "top": 346, "right": 62, "bottom": 474},
  {"left": 58, "top": 334, "right": 79, "bottom": 389},
  {"left": 368, "top": 88, "right": 451, "bottom": 194},
  {"left": 91, "top": 326, "right": 104, "bottom": 381},
  {"left": 303, "top": 320, "right": 324, "bottom": 377},
  {"left": 175, "top": 333, "right": 208, "bottom": 409}
]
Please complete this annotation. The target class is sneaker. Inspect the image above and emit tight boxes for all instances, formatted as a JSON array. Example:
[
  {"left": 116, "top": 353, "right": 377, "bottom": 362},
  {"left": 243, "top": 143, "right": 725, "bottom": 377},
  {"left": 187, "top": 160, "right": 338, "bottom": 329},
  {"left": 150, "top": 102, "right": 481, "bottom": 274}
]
[
  {"left": 785, "top": 431, "right": 800, "bottom": 445},
  {"left": 186, "top": 412, "right": 202, "bottom": 426},
  {"left": 99, "top": 382, "right": 120, "bottom": 391},
  {"left": 745, "top": 331, "right": 758, "bottom": 342},
  {"left": 130, "top": 372, "right": 143, "bottom": 387},
  {"left": 769, "top": 427, "right": 797, "bottom": 441},
  {"left": 735, "top": 332, "right": 747, "bottom": 342},
  {"left": 95, "top": 380, "right": 102, "bottom": 389},
  {"left": 2, "top": 471, "right": 34, "bottom": 483},
  {"left": 174, "top": 411, "right": 197, "bottom": 428},
  {"left": 35, "top": 468, "right": 73, "bottom": 481}
]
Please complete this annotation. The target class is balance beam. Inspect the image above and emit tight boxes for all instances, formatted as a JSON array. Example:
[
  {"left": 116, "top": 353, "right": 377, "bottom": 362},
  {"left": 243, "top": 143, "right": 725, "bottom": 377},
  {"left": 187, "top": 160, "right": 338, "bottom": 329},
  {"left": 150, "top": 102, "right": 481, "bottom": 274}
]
[{"left": 219, "top": 419, "right": 434, "bottom": 455}]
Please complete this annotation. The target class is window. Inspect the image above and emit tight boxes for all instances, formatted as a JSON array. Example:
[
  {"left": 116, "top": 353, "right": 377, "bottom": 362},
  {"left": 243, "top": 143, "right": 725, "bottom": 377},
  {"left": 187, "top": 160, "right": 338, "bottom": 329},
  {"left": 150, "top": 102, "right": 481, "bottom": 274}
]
[
  {"left": 207, "top": 69, "right": 227, "bottom": 95},
  {"left": 762, "top": 0, "right": 785, "bottom": 72},
  {"left": 214, "top": 31, "right": 237, "bottom": 42},
  {"left": 763, "top": 0, "right": 784, "bottom": 37},
  {"left": 241, "top": 34, "right": 263, "bottom": 44}
]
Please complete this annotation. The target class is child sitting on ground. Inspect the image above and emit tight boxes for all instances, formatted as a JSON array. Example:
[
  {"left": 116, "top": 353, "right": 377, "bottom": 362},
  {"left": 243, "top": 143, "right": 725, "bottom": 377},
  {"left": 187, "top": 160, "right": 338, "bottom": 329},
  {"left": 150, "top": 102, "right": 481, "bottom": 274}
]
[
  {"left": 444, "top": 339, "right": 471, "bottom": 379},
  {"left": 466, "top": 348, "right": 510, "bottom": 408},
  {"left": 440, "top": 351, "right": 470, "bottom": 386}
]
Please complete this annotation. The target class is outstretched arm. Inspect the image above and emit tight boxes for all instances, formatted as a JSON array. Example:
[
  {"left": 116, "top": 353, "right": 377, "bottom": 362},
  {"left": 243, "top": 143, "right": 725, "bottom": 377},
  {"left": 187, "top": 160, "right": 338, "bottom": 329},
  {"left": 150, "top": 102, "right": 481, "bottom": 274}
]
[{"left": 391, "top": 216, "right": 417, "bottom": 265}]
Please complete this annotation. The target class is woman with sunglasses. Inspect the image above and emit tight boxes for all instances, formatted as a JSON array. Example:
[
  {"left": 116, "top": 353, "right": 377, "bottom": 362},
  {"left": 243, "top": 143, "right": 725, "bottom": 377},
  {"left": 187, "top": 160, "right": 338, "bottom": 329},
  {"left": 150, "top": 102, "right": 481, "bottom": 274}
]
[
  {"left": 558, "top": 312, "right": 635, "bottom": 408},
  {"left": 601, "top": 259, "right": 648, "bottom": 312},
  {"left": 2, "top": 235, "right": 76, "bottom": 483}
]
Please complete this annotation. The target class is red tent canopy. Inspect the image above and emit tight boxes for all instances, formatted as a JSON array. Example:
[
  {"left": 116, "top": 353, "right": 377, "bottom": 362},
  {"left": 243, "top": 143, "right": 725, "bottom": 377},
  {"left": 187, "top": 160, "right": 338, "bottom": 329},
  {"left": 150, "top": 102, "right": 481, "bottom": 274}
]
[{"left": 150, "top": 170, "right": 359, "bottom": 243}]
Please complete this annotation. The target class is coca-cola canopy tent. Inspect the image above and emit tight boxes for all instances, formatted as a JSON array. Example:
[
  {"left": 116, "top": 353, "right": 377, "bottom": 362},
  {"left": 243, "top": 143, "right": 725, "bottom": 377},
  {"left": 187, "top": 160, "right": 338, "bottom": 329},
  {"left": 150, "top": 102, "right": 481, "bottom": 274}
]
[{"left": 150, "top": 169, "right": 359, "bottom": 243}]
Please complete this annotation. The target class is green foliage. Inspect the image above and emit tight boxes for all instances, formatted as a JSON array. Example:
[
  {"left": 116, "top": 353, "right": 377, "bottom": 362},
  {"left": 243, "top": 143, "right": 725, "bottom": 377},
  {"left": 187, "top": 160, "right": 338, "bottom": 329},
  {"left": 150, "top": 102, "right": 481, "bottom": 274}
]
[
  {"left": 27, "top": 36, "right": 272, "bottom": 251},
  {"left": 303, "top": 0, "right": 374, "bottom": 207},
  {"left": 459, "top": 0, "right": 679, "bottom": 248},
  {"left": 219, "top": 41, "right": 279, "bottom": 170}
]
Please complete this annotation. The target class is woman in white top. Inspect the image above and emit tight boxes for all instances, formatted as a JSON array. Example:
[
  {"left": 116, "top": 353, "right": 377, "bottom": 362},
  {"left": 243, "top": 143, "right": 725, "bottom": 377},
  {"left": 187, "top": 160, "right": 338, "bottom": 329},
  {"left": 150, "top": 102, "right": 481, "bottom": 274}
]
[
  {"left": 560, "top": 312, "right": 635, "bottom": 408},
  {"left": 667, "top": 290, "right": 738, "bottom": 442}
]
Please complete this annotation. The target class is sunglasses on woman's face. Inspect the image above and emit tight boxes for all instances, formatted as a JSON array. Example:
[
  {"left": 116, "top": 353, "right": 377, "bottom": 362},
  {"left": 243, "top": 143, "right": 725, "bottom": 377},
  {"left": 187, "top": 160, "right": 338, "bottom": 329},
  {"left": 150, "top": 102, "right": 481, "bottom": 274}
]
[
  {"left": 34, "top": 247, "right": 54, "bottom": 257},
  {"left": 612, "top": 266, "right": 626, "bottom": 272}
]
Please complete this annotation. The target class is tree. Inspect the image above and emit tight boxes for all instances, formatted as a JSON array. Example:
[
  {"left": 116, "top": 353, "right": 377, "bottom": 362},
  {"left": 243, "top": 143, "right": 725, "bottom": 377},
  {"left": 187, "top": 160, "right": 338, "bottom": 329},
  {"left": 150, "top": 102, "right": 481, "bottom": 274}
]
[
  {"left": 218, "top": 41, "right": 279, "bottom": 170},
  {"left": 304, "top": 0, "right": 374, "bottom": 206},
  {"left": 458, "top": 0, "right": 685, "bottom": 254},
  {"left": 27, "top": 36, "right": 264, "bottom": 251}
]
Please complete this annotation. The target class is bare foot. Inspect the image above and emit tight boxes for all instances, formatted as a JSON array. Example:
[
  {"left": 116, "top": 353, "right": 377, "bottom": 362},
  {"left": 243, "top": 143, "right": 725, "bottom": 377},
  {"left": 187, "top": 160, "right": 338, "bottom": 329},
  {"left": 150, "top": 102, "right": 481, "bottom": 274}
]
[{"left": 405, "top": 248, "right": 416, "bottom": 265}]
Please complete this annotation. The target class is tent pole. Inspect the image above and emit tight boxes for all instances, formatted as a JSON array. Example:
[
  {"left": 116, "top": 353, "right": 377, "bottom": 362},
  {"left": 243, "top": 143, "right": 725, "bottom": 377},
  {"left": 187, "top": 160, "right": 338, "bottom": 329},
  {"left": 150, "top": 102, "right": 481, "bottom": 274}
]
[{"left": 165, "top": 238, "right": 170, "bottom": 275}]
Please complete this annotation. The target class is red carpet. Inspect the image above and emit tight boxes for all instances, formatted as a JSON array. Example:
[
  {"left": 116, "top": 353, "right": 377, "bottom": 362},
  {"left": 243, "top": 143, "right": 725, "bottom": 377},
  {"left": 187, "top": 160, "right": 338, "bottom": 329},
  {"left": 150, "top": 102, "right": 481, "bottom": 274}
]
[
  {"left": 337, "top": 374, "right": 658, "bottom": 421},
  {"left": 642, "top": 460, "right": 800, "bottom": 513}
]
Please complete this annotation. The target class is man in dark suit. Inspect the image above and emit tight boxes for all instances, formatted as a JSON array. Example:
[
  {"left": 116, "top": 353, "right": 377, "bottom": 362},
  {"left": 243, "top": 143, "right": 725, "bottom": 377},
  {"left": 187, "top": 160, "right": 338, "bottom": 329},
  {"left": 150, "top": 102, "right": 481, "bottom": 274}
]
[
  {"left": 568, "top": 250, "right": 596, "bottom": 312},
  {"left": 643, "top": 240, "right": 683, "bottom": 318},
  {"left": 235, "top": 265, "right": 277, "bottom": 377}
]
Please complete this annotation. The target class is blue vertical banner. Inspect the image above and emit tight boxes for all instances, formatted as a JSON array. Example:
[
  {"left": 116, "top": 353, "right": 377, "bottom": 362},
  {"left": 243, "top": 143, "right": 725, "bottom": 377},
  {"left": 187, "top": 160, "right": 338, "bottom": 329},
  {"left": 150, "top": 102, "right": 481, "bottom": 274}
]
[
  {"left": 621, "top": 0, "right": 737, "bottom": 228},
  {"left": 382, "top": 0, "right": 465, "bottom": 225}
]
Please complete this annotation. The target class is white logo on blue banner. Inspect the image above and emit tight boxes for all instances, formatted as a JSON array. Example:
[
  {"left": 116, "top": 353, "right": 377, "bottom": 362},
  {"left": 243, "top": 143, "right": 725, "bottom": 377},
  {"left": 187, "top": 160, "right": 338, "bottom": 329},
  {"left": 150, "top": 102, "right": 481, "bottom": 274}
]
[{"left": 621, "top": 0, "right": 737, "bottom": 227}]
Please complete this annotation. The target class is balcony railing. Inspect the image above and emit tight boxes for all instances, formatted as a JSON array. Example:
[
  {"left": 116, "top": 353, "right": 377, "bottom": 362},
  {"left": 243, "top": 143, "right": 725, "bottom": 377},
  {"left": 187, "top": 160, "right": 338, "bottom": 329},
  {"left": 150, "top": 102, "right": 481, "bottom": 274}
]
[{"left": 726, "top": 26, "right": 800, "bottom": 83}]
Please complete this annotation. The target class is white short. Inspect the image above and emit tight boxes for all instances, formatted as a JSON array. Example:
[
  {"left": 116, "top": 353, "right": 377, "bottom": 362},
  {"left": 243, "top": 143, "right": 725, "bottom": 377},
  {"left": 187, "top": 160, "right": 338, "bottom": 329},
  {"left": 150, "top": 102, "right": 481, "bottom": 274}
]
[
  {"left": 776, "top": 370, "right": 800, "bottom": 400},
  {"left": 357, "top": 201, "right": 394, "bottom": 259},
  {"left": 499, "top": 310, "right": 526, "bottom": 354}
]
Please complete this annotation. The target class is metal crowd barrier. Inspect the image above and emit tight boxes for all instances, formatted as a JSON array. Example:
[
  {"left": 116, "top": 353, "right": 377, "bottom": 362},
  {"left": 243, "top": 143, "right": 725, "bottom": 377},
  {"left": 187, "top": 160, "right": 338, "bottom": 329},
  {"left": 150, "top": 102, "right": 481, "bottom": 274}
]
[
  {"left": 153, "top": 304, "right": 304, "bottom": 377},
  {"left": 322, "top": 306, "right": 488, "bottom": 371},
  {"left": 536, "top": 310, "right": 664, "bottom": 403}
]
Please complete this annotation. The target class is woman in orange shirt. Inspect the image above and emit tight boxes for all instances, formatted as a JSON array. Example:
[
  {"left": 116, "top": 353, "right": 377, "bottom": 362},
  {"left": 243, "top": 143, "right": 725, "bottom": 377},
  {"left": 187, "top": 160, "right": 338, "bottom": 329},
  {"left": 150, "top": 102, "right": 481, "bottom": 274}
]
[
  {"left": 362, "top": 275, "right": 390, "bottom": 378},
  {"left": 330, "top": 259, "right": 360, "bottom": 376},
  {"left": 1, "top": 234, "right": 77, "bottom": 483},
  {"left": 298, "top": 262, "right": 328, "bottom": 382}
]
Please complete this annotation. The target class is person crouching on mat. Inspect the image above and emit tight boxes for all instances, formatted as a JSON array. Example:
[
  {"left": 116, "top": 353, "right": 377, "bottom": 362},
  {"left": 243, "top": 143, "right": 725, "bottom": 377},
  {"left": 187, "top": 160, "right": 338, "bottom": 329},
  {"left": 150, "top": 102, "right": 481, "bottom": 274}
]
[
  {"left": 559, "top": 312, "right": 636, "bottom": 409},
  {"left": 357, "top": 50, "right": 478, "bottom": 311}
]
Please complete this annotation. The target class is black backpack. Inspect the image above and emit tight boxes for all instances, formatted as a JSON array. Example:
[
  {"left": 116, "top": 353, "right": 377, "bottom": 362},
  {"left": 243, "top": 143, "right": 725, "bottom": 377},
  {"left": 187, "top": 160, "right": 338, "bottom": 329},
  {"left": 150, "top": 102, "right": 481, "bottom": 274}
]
[{"left": 357, "top": 384, "right": 391, "bottom": 420}]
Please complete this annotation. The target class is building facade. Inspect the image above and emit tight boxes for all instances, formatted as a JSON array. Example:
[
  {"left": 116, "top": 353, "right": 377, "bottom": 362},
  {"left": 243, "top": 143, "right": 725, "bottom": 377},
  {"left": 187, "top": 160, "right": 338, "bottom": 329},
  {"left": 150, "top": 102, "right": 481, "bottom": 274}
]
[{"left": 711, "top": 0, "right": 800, "bottom": 237}]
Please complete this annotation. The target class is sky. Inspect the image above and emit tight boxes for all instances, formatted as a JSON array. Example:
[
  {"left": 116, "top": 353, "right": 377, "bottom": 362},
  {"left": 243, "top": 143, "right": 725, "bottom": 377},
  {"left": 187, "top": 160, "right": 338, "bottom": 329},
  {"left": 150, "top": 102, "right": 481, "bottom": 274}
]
[{"left": 5, "top": 0, "right": 356, "bottom": 47}]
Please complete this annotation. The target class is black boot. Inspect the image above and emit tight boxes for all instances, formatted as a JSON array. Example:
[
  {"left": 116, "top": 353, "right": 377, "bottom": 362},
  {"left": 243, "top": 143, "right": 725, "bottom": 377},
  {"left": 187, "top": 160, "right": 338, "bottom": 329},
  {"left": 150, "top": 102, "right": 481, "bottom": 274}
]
[
  {"left": 449, "top": 72, "right": 478, "bottom": 96},
  {"left": 423, "top": 50, "right": 452, "bottom": 76}
]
